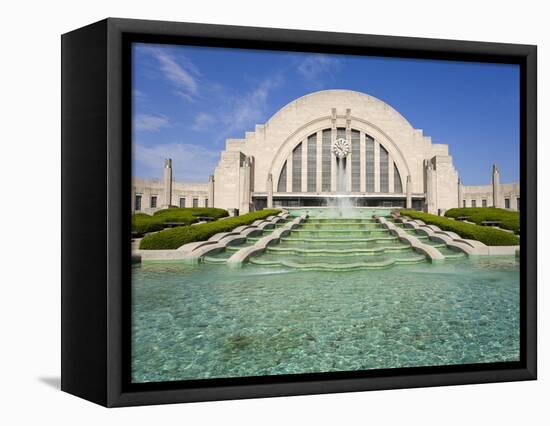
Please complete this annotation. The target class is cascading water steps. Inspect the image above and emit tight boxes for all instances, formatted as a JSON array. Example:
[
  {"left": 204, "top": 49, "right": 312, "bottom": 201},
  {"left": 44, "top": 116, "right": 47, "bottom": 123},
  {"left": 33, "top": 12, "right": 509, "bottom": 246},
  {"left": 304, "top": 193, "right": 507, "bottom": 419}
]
[
  {"left": 202, "top": 210, "right": 465, "bottom": 268},
  {"left": 249, "top": 214, "right": 426, "bottom": 270},
  {"left": 385, "top": 217, "right": 466, "bottom": 260},
  {"left": 202, "top": 221, "right": 289, "bottom": 264}
]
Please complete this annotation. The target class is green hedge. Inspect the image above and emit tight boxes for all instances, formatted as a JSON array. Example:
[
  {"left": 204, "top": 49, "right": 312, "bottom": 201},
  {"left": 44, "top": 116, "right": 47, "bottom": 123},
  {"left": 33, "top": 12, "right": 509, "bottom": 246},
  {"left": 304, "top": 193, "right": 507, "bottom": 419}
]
[
  {"left": 400, "top": 210, "right": 520, "bottom": 246},
  {"left": 445, "top": 207, "right": 520, "bottom": 234},
  {"left": 132, "top": 208, "right": 229, "bottom": 235},
  {"left": 132, "top": 213, "right": 165, "bottom": 234},
  {"left": 140, "top": 209, "right": 282, "bottom": 250},
  {"left": 152, "top": 207, "right": 228, "bottom": 221}
]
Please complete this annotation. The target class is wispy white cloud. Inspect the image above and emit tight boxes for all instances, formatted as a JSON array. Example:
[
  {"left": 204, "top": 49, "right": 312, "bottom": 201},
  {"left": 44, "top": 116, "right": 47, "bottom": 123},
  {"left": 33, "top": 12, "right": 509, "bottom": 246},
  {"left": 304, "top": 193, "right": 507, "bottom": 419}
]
[
  {"left": 134, "top": 47, "right": 286, "bottom": 182},
  {"left": 134, "top": 113, "right": 170, "bottom": 132},
  {"left": 134, "top": 142, "right": 220, "bottom": 182},
  {"left": 192, "top": 112, "right": 217, "bottom": 131},
  {"left": 297, "top": 54, "right": 342, "bottom": 88},
  {"left": 146, "top": 47, "right": 200, "bottom": 101},
  {"left": 218, "top": 75, "right": 283, "bottom": 137}
]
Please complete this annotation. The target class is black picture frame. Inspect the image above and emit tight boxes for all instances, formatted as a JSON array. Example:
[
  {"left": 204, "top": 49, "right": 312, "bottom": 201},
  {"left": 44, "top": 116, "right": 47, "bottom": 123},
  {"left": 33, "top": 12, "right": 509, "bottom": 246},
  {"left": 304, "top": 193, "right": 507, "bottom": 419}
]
[{"left": 61, "top": 17, "right": 537, "bottom": 407}]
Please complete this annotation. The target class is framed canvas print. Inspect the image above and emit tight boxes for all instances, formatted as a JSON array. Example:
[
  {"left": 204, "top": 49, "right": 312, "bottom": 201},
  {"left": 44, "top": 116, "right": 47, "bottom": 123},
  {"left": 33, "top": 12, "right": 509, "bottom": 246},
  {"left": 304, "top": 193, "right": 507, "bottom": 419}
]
[{"left": 61, "top": 18, "right": 537, "bottom": 407}]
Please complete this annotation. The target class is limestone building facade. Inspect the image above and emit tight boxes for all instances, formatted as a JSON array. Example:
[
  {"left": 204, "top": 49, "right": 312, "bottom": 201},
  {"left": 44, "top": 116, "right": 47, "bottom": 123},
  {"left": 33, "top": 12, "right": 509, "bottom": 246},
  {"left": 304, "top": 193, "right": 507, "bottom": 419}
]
[
  {"left": 132, "top": 160, "right": 210, "bottom": 214},
  {"left": 131, "top": 90, "right": 520, "bottom": 214},
  {"left": 460, "top": 165, "right": 520, "bottom": 210}
]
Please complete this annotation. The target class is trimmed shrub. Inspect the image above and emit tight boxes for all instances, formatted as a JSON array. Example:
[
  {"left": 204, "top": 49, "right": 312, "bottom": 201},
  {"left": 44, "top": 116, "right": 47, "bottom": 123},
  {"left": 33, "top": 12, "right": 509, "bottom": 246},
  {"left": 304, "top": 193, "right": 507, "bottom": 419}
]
[
  {"left": 132, "top": 208, "right": 229, "bottom": 235},
  {"left": 152, "top": 207, "right": 228, "bottom": 221},
  {"left": 401, "top": 210, "right": 520, "bottom": 246},
  {"left": 131, "top": 214, "right": 164, "bottom": 235},
  {"left": 445, "top": 207, "right": 520, "bottom": 234},
  {"left": 140, "top": 209, "right": 282, "bottom": 250}
]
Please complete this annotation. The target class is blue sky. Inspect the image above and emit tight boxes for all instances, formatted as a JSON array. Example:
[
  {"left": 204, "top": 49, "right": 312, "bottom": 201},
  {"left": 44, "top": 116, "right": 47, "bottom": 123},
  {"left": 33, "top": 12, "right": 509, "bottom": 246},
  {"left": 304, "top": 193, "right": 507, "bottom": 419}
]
[{"left": 132, "top": 43, "right": 519, "bottom": 185}]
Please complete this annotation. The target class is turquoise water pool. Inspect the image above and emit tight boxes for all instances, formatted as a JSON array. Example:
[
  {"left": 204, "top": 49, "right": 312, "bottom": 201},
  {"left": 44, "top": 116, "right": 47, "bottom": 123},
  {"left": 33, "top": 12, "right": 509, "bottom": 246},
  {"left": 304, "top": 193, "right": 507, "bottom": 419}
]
[{"left": 131, "top": 256, "right": 520, "bottom": 383}]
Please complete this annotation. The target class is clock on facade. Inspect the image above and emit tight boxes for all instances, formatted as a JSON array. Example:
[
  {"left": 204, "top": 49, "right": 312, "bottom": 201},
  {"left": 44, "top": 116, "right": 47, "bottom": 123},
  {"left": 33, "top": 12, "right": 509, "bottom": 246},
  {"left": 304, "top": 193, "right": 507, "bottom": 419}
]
[{"left": 332, "top": 137, "right": 351, "bottom": 158}]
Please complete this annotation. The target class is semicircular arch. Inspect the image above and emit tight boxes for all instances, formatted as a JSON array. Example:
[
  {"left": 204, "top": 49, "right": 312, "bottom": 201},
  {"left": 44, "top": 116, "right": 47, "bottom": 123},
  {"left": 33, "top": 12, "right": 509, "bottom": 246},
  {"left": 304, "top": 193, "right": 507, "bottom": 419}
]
[{"left": 269, "top": 117, "right": 412, "bottom": 191}]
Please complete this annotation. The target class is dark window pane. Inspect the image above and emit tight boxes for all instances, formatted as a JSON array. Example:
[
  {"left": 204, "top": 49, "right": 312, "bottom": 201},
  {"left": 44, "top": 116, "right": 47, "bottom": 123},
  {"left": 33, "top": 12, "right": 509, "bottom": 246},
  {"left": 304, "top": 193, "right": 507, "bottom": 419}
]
[
  {"left": 365, "top": 136, "right": 374, "bottom": 192},
  {"left": 351, "top": 130, "right": 360, "bottom": 192},
  {"left": 292, "top": 142, "right": 302, "bottom": 192},
  {"left": 394, "top": 164, "right": 403, "bottom": 193},
  {"left": 379, "top": 145, "right": 389, "bottom": 193},
  {"left": 277, "top": 161, "right": 287, "bottom": 192},
  {"left": 307, "top": 134, "right": 317, "bottom": 192},
  {"left": 322, "top": 129, "right": 332, "bottom": 192}
]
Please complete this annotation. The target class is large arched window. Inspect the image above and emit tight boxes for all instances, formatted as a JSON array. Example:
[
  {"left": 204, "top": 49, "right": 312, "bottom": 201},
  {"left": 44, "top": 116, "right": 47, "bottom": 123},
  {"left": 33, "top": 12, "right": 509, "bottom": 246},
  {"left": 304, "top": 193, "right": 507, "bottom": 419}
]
[{"left": 275, "top": 127, "right": 406, "bottom": 196}]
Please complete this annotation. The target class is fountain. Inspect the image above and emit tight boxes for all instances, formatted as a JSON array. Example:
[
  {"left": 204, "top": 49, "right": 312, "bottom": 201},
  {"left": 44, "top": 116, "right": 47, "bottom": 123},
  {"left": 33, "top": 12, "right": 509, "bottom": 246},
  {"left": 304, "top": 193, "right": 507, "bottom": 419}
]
[
  {"left": 202, "top": 134, "right": 467, "bottom": 269},
  {"left": 335, "top": 157, "right": 354, "bottom": 217},
  {"left": 332, "top": 135, "right": 354, "bottom": 217}
]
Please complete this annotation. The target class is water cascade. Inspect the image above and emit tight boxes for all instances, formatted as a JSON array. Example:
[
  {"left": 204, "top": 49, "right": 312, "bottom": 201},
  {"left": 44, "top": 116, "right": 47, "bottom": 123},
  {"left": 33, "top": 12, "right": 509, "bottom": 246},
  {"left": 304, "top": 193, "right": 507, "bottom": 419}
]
[
  {"left": 202, "top": 138, "right": 463, "bottom": 269},
  {"left": 335, "top": 157, "right": 354, "bottom": 217},
  {"left": 203, "top": 208, "right": 464, "bottom": 270}
]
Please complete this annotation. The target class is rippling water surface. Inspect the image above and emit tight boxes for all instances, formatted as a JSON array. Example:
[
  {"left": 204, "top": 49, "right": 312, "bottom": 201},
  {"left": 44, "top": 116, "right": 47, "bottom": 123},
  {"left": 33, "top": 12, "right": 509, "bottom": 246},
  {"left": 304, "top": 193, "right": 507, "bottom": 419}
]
[{"left": 132, "top": 256, "right": 520, "bottom": 383}]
